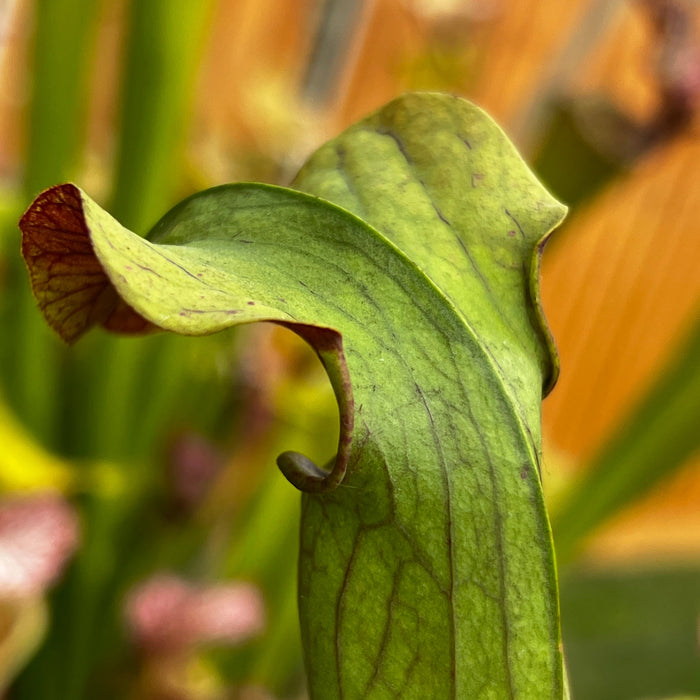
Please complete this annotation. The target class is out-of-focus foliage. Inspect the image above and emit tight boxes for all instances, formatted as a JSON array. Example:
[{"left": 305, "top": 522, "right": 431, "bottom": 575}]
[
  {"left": 560, "top": 566, "right": 700, "bottom": 700},
  {"left": 1, "top": 0, "right": 699, "bottom": 698}
]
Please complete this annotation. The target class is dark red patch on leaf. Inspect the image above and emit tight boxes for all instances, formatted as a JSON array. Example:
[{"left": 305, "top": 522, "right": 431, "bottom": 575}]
[{"left": 19, "top": 184, "right": 152, "bottom": 343}]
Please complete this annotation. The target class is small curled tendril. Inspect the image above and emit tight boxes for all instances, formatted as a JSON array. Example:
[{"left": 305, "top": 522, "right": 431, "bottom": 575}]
[
  {"left": 277, "top": 450, "right": 346, "bottom": 493},
  {"left": 274, "top": 323, "right": 354, "bottom": 494}
]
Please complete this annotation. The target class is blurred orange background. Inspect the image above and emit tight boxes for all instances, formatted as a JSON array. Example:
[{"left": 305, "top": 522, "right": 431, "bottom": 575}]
[{"left": 2, "top": 0, "right": 699, "bottom": 565}]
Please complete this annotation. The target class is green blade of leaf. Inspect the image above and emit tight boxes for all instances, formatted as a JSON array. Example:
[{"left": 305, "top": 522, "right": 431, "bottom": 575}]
[
  {"left": 293, "top": 93, "right": 565, "bottom": 402},
  {"left": 20, "top": 94, "right": 567, "bottom": 698},
  {"left": 292, "top": 93, "right": 568, "bottom": 698}
]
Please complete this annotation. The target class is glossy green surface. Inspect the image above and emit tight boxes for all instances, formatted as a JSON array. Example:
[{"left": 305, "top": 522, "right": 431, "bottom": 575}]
[{"left": 21, "top": 94, "right": 567, "bottom": 699}]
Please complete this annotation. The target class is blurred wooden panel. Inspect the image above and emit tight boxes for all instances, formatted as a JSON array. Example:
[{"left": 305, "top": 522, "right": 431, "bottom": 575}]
[
  {"left": 541, "top": 133, "right": 700, "bottom": 461},
  {"left": 199, "top": 0, "right": 316, "bottom": 127},
  {"left": 470, "top": 0, "right": 596, "bottom": 128},
  {"left": 531, "top": 4, "right": 700, "bottom": 560}
]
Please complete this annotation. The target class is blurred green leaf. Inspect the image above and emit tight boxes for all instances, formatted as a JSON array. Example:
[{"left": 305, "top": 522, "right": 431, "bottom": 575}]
[
  {"left": 533, "top": 97, "right": 639, "bottom": 211},
  {"left": 4, "top": 0, "right": 103, "bottom": 445},
  {"left": 110, "top": 0, "right": 216, "bottom": 232},
  {"left": 552, "top": 310, "right": 700, "bottom": 564},
  {"left": 560, "top": 566, "right": 700, "bottom": 700},
  {"left": 20, "top": 94, "right": 568, "bottom": 698},
  {"left": 24, "top": 0, "right": 103, "bottom": 196}
]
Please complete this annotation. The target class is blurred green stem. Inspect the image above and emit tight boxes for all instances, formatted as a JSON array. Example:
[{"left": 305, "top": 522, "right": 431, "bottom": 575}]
[
  {"left": 222, "top": 467, "right": 303, "bottom": 692},
  {"left": 24, "top": 0, "right": 101, "bottom": 195},
  {"left": 301, "top": 0, "right": 368, "bottom": 106},
  {"left": 109, "top": 0, "right": 216, "bottom": 232},
  {"left": 8, "top": 0, "right": 103, "bottom": 446}
]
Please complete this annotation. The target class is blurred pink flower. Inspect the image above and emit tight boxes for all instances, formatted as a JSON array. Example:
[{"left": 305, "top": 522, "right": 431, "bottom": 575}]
[
  {"left": 0, "top": 494, "right": 80, "bottom": 598},
  {"left": 167, "top": 431, "right": 223, "bottom": 511},
  {"left": 125, "top": 574, "right": 265, "bottom": 654}
]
